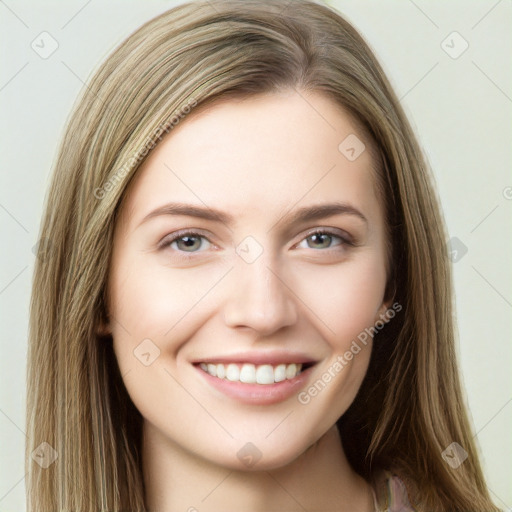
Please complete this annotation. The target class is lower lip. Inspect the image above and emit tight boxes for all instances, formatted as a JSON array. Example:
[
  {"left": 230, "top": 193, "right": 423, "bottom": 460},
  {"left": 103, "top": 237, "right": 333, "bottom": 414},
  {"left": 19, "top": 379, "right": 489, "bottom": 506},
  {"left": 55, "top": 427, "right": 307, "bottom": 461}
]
[{"left": 194, "top": 364, "right": 315, "bottom": 405}]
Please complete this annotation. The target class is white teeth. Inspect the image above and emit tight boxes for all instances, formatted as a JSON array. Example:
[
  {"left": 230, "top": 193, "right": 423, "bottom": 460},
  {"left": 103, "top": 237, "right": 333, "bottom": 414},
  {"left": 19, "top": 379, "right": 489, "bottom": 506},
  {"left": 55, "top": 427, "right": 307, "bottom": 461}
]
[
  {"left": 200, "top": 362, "right": 304, "bottom": 384},
  {"left": 256, "top": 364, "right": 274, "bottom": 385},
  {"left": 285, "top": 363, "right": 297, "bottom": 379},
  {"left": 216, "top": 363, "right": 226, "bottom": 379},
  {"left": 274, "top": 364, "right": 286, "bottom": 383},
  {"left": 207, "top": 363, "right": 217, "bottom": 377},
  {"left": 226, "top": 363, "right": 240, "bottom": 381},
  {"left": 240, "top": 364, "right": 256, "bottom": 383}
]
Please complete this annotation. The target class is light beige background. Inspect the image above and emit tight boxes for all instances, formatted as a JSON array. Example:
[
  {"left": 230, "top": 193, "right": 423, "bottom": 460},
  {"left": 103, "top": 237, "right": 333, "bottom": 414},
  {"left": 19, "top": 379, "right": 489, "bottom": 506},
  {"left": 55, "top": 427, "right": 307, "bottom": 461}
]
[{"left": 1, "top": 1, "right": 510, "bottom": 509}]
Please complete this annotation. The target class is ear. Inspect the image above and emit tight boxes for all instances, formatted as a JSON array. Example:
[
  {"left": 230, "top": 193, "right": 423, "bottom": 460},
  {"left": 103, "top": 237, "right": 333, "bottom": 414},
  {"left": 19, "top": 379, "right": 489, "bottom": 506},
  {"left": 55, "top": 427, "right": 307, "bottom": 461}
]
[
  {"left": 96, "top": 290, "right": 113, "bottom": 337},
  {"left": 96, "top": 311, "right": 112, "bottom": 337},
  {"left": 374, "top": 300, "right": 392, "bottom": 325},
  {"left": 374, "top": 277, "right": 397, "bottom": 324}
]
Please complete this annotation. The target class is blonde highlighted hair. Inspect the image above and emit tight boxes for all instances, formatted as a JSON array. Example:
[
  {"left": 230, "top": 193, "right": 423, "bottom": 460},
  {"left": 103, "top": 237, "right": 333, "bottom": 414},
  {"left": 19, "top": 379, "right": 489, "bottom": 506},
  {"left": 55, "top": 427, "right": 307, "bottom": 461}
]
[{"left": 26, "top": 1, "right": 499, "bottom": 510}]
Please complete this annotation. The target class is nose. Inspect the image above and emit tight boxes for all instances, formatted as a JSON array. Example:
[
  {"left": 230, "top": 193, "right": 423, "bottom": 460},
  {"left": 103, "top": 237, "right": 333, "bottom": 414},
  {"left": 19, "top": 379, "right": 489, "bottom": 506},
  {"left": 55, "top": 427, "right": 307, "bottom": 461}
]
[{"left": 222, "top": 256, "right": 298, "bottom": 336}]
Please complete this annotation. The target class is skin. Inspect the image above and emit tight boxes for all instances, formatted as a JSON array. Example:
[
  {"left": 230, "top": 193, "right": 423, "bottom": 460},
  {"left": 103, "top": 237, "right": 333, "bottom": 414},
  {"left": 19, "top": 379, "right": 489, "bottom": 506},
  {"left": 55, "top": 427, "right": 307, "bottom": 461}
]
[{"left": 104, "top": 90, "right": 390, "bottom": 511}]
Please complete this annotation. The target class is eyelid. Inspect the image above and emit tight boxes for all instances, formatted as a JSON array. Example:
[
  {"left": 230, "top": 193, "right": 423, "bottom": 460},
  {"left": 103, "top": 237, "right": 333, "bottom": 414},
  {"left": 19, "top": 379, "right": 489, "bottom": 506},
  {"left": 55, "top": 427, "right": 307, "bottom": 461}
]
[
  {"left": 293, "top": 226, "right": 355, "bottom": 247},
  {"left": 157, "top": 229, "right": 215, "bottom": 251},
  {"left": 157, "top": 226, "right": 356, "bottom": 254}
]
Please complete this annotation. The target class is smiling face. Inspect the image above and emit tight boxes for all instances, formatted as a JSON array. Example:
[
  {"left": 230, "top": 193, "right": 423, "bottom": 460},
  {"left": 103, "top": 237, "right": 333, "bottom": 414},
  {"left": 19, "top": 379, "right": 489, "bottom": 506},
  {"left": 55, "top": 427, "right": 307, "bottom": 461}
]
[{"left": 106, "top": 90, "right": 390, "bottom": 471}]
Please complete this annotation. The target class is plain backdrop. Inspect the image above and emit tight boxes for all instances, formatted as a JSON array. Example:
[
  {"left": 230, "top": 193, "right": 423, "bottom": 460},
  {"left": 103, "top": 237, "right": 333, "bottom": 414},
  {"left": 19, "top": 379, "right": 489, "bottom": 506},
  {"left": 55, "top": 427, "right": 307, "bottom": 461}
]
[{"left": 1, "top": 1, "right": 511, "bottom": 510}]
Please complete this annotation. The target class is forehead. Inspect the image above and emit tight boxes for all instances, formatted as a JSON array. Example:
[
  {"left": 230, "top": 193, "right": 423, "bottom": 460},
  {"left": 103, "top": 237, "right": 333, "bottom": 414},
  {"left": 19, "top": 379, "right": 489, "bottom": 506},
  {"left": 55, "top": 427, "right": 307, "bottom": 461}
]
[{"left": 120, "top": 90, "right": 383, "bottom": 229}]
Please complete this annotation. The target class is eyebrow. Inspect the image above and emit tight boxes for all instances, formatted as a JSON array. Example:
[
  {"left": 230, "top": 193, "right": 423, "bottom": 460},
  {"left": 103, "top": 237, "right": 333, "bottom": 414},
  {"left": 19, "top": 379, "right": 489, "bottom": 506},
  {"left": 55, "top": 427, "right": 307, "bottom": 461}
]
[{"left": 138, "top": 201, "right": 368, "bottom": 228}]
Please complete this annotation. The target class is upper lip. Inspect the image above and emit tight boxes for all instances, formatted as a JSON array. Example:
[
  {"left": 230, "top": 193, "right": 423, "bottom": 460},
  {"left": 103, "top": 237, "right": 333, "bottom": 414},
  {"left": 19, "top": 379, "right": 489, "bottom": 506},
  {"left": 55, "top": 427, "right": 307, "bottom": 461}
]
[{"left": 192, "top": 351, "right": 319, "bottom": 366}]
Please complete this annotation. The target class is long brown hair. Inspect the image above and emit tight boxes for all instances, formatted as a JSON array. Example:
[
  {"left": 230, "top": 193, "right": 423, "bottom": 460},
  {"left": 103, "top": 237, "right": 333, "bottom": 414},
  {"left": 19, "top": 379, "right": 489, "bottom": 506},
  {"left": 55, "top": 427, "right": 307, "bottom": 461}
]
[{"left": 26, "top": 1, "right": 499, "bottom": 510}]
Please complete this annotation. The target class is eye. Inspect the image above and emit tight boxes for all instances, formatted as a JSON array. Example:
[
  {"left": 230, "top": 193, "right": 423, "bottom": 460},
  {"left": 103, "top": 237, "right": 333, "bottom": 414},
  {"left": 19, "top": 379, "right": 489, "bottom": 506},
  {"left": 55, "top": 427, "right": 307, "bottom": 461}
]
[
  {"left": 158, "top": 228, "right": 353, "bottom": 256},
  {"left": 296, "top": 230, "right": 350, "bottom": 250},
  {"left": 160, "top": 231, "right": 212, "bottom": 253}
]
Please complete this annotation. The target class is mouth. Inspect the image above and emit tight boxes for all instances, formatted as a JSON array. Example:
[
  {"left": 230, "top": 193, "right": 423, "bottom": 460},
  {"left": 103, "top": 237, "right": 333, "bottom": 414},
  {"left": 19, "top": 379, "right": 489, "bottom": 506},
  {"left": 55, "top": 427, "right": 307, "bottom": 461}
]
[
  {"left": 192, "top": 357, "right": 318, "bottom": 405},
  {"left": 196, "top": 361, "right": 315, "bottom": 385}
]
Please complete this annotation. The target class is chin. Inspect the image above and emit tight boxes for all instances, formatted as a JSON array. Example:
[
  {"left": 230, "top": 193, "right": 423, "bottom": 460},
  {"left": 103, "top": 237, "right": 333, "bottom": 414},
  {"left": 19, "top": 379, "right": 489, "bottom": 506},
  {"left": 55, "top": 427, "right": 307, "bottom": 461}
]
[{"left": 203, "top": 436, "right": 314, "bottom": 472}]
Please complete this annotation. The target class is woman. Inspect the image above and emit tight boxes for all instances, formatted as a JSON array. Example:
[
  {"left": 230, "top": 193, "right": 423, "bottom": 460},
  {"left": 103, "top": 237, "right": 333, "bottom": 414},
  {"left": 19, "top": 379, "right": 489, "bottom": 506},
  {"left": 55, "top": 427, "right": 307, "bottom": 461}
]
[{"left": 26, "top": 0, "right": 500, "bottom": 510}]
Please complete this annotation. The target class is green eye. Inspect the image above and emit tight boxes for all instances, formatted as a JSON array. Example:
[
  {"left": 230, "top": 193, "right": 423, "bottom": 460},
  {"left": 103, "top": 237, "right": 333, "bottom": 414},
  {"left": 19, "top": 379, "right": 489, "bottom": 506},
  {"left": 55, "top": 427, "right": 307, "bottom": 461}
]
[
  {"left": 173, "top": 235, "right": 205, "bottom": 252},
  {"left": 161, "top": 231, "right": 212, "bottom": 253},
  {"left": 299, "top": 231, "right": 345, "bottom": 250}
]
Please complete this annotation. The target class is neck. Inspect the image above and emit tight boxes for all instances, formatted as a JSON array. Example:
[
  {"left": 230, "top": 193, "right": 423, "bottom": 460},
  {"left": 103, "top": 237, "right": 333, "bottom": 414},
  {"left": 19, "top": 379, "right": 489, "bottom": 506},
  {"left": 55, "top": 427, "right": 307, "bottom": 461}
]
[{"left": 142, "top": 423, "right": 375, "bottom": 512}]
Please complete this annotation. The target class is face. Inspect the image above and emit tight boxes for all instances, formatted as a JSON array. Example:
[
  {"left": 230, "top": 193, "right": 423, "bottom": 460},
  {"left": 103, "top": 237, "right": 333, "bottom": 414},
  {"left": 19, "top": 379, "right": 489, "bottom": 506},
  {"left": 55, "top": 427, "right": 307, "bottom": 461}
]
[{"left": 106, "top": 90, "right": 390, "bottom": 471}]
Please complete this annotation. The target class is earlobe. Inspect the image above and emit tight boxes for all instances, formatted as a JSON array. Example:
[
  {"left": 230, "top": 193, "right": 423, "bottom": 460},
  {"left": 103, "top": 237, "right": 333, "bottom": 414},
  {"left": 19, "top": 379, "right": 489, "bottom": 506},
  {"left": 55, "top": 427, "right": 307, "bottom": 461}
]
[
  {"left": 374, "top": 301, "right": 392, "bottom": 325},
  {"left": 376, "top": 279, "right": 397, "bottom": 324},
  {"left": 96, "top": 293, "right": 112, "bottom": 337},
  {"left": 96, "top": 313, "right": 112, "bottom": 337}
]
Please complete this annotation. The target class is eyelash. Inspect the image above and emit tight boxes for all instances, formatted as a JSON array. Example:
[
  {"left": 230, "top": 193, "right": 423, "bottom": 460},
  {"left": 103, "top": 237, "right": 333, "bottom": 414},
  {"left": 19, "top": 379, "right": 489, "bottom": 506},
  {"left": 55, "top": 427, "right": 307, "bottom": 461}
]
[{"left": 158, "top": 228, "right": 355, "bottom": 258}]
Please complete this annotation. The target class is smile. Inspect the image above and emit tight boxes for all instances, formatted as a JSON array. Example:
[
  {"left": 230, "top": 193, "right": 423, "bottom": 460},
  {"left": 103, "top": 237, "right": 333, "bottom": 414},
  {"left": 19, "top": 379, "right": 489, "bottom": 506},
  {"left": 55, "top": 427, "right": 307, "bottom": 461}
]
[
  {"left": 198, "top": 362, "right": 307, "bottom": 385},
  {"left": 194, "top": 361, "right": 316, "bottom": 405}
]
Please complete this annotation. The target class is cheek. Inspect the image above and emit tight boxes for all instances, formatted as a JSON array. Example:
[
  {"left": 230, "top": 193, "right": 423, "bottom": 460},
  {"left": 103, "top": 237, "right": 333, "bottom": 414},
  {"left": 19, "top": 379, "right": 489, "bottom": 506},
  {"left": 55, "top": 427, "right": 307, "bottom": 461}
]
[
  {"left": 107, "top": 259, "right": 220, "bottom": 429},
  {"left": 289, "top": 253, "right": 386, "bottom": 413},
  {"left": 108, "top": 255, "right": 228, "bottom": 366},
  {"left": 292, "top": 253, "right": 387, "bottom": 346},
  {"left": 292, "top": 264, "right": 386, "bottom": 431}
]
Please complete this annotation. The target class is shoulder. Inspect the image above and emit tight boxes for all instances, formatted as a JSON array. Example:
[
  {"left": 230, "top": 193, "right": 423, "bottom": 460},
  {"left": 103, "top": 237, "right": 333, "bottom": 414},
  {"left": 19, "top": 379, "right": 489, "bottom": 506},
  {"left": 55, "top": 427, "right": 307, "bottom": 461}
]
[{"left": 370, "top": 469, "right": 417, "bottom": 512}]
